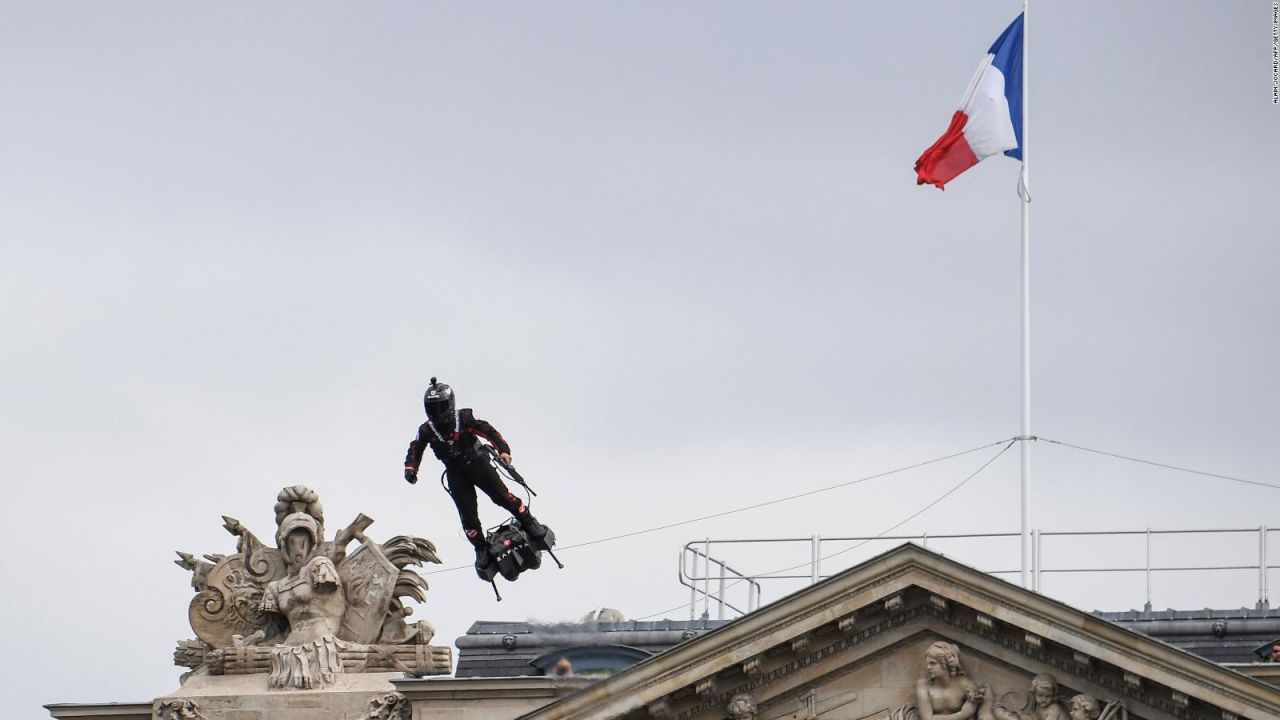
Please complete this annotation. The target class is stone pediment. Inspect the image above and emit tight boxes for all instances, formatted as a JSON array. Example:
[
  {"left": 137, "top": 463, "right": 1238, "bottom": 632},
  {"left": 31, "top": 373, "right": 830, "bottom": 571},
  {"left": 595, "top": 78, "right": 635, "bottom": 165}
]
[{"left": 518, "top": 545, "right": 1280, "bottom": 720}]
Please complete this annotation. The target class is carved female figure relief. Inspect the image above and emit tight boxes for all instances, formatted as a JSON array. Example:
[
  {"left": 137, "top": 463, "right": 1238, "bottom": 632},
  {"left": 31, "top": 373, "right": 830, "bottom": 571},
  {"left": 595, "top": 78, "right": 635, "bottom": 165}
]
[
  {"left": 261, "top": 512, "right": 346, "bottom": 645},
  {"left": 256, "top": 506, "right": 351, "bottom": 689},
  {"left": 915, "top": 641, "right": 984, "bottom": 720}
]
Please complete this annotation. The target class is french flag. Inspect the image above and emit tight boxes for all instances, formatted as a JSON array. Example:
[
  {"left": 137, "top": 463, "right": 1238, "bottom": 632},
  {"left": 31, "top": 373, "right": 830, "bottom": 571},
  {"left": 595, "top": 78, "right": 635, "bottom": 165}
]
[{"left": 915, "top": 14, "right": 1024, "bottom": 189}]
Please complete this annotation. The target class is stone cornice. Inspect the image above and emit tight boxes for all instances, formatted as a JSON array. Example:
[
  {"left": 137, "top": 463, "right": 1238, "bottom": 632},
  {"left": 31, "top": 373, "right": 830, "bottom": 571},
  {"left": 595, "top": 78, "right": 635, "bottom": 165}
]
[
  {"left": 1226, "top": 663, "right": 1280, "bottom": 687},
  {"left": 392, "top": 675, "right": 594, "bottom": 702},
  {"left": 43, "top": 704, "right": 152, "bottom": 720}
]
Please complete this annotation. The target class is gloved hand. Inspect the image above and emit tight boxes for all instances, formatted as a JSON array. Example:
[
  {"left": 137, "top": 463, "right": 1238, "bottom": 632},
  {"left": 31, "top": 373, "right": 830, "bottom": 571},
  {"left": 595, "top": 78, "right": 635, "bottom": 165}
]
[{"left": 404, "top": 468, "right": 418, "bottom": 484}]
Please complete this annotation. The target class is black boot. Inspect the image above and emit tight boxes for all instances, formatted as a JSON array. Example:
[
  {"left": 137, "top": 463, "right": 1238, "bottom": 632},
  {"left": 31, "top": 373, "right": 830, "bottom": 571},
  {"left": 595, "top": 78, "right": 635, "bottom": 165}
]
[
  {"left": 514, "top": 509, "right": 544, "bottom": 537},
  {"left": 516, "top": 509, "right": 554, "bottom": 548},
  {"left": 469, "top": 536, "right": 493, "bottom": 579}
]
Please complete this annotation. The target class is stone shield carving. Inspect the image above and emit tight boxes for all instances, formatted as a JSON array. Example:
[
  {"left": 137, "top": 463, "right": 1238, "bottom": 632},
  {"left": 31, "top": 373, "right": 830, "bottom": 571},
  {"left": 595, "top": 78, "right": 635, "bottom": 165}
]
[
  {"left": 188, "top": 551, "right": 287, "bottom": 649},
  {"left": 338, "top": 539, "right": 400, "bottom": 644}
]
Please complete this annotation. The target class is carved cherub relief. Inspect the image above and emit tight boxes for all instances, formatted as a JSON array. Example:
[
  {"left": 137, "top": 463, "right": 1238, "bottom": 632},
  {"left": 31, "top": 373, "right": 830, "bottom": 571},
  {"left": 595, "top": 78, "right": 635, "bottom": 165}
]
[
  {"left": 980, "top": 674, "right": 1067, "bottom": 720},
  {"left": 1067, "top": 695, "right": 1100, "bottom": 720},
  {"left": 726, "top": 693, "right": 758, "bottom": 720},
  {"left": 892, "top": 642, "right": 1126, "bottom": 720}
]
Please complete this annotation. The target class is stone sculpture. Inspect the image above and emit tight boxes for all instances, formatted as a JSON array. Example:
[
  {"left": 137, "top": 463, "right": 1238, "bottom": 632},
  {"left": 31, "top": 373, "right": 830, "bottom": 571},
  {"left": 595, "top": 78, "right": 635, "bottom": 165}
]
[
  {"left": 890, "top": 642, "right": 1136, "bottom": 720},
  {"left": 155, "top": 699, "right": 206, "bottom": 720},
  {"left": 914, "top": 641, "right": 983, "bottom": 720},
  {"left": 173, "top": 485, "right": 452, "bottom": 690},
  {"left": 984, "top": 674, "right": 1067, "bottom": 720},
  {"left": 356, "top": 692, "right": 412, "bottom": 720},
  {"left": 726, "top": 693, "right": 758, "bottom": 720},
  {"left": 1066, "top": 695, "right": 1101, "bottom": 720},
  {"left": 888, "top": 643, "right": 1134, "bottom": 720},
  {"left": 891, "top": 641, "right": 983, "bottom": 720}
]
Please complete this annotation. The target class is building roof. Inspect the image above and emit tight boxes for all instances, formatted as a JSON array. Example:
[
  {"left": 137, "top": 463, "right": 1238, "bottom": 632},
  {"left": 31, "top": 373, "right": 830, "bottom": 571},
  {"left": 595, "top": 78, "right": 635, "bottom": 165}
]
[
  {"left": 455, "top": 618, "right": 731, "bottom": 678},
  {"left": 1093, "top": 606, "right": 1280, "bottom": 664},
  {"left": 456, "top": 600, "right": 1280, "bottom": 680}
]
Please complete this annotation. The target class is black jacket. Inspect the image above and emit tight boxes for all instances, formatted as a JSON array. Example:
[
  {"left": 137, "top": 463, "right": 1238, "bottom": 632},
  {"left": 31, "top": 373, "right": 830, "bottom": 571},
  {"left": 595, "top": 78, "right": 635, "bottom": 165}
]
[{"left": 405, "top": 408, "right": 511, "bottom": 472}]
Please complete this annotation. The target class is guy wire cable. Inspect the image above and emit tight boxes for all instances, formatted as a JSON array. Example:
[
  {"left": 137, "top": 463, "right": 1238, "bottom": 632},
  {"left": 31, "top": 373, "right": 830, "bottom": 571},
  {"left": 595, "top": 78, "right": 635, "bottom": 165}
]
[
  {"left": 1038, "top": 436, "right": 1280, "bottom": 491},
  {"left": 425, "top": 436, "right": 1016, "bottom": 575},
  {"left": 635, "top": 438, "right": 1016, "bottom": 620},
  {"left": 759, "top": 436, "right": 1017, "bottom": 578}
]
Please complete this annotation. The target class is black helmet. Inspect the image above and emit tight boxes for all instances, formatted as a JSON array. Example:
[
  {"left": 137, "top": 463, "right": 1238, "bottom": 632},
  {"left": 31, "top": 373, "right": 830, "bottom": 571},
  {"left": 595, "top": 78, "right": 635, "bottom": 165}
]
[{"left": 423, "top": 377, "right": 456, "bottom": 425}]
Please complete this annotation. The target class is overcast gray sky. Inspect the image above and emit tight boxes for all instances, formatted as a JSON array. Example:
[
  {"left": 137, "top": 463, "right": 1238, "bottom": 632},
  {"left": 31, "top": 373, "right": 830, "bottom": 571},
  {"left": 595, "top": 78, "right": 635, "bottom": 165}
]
[{"left": 3, "top": 1, "right": 1278, "bottom": 714}]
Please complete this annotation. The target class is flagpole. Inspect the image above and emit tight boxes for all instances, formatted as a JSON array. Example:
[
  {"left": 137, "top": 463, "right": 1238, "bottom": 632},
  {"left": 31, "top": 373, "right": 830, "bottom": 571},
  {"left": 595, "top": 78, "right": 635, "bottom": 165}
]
[{"left": 1019, "top": 0, "right": 1033, "bottom": 590}]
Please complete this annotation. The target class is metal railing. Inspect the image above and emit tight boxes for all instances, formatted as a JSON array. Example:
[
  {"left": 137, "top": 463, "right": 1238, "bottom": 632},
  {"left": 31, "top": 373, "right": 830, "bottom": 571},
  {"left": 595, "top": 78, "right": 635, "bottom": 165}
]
[
  {"left": 678, "top": 526, "right": 1276, "bottom": 621},
  {"left": 682, "top": 539, "right": 764, "bottom": 620}
]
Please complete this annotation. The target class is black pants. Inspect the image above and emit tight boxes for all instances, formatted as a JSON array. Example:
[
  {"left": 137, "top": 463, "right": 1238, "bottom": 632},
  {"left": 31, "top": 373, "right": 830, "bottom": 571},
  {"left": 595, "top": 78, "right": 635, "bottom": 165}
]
[{"left": 446, "top": 462, "right": 525, "bottom": 544}]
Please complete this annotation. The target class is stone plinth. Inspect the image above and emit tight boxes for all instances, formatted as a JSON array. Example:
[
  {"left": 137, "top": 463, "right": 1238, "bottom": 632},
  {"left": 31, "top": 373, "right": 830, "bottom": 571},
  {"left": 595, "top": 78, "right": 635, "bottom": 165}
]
[
  {"left": 46, "top": 676, "right": 596, "bottom": 720},
  {"left": 157, "top": 671, "right": 403, "bottom": 719}
]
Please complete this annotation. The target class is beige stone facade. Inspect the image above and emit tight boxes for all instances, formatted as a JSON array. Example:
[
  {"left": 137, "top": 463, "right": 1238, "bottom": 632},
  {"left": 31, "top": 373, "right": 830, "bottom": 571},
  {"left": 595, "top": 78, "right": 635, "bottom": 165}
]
[
  {"left": 45, "top": 676, "right": 591, "bottom": 720},
  {"left": 519, "top": 545, "right": 1280, "bottom": 720},
  {"left": 45, "top": 545, "right": 1280, "bottom": 720}
]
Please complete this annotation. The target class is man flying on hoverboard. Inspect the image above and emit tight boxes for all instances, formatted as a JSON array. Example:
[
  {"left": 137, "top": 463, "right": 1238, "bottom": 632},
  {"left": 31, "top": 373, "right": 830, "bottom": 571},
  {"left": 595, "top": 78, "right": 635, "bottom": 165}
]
[{"left": 403, "top": 378, "right": 554, "bottom": 578}]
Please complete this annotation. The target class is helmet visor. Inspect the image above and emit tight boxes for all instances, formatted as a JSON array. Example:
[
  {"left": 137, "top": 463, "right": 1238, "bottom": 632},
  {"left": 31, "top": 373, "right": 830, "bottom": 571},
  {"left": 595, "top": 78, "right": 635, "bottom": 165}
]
[{"left": 426, "top": 397, "right": 454, "bottom": 419}]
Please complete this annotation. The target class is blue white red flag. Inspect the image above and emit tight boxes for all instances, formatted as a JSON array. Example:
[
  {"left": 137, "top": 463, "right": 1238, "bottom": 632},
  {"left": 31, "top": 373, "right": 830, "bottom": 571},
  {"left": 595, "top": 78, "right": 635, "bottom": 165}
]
[{"left": 915, "top": 14, "right": 1024, "bottom": 189}]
